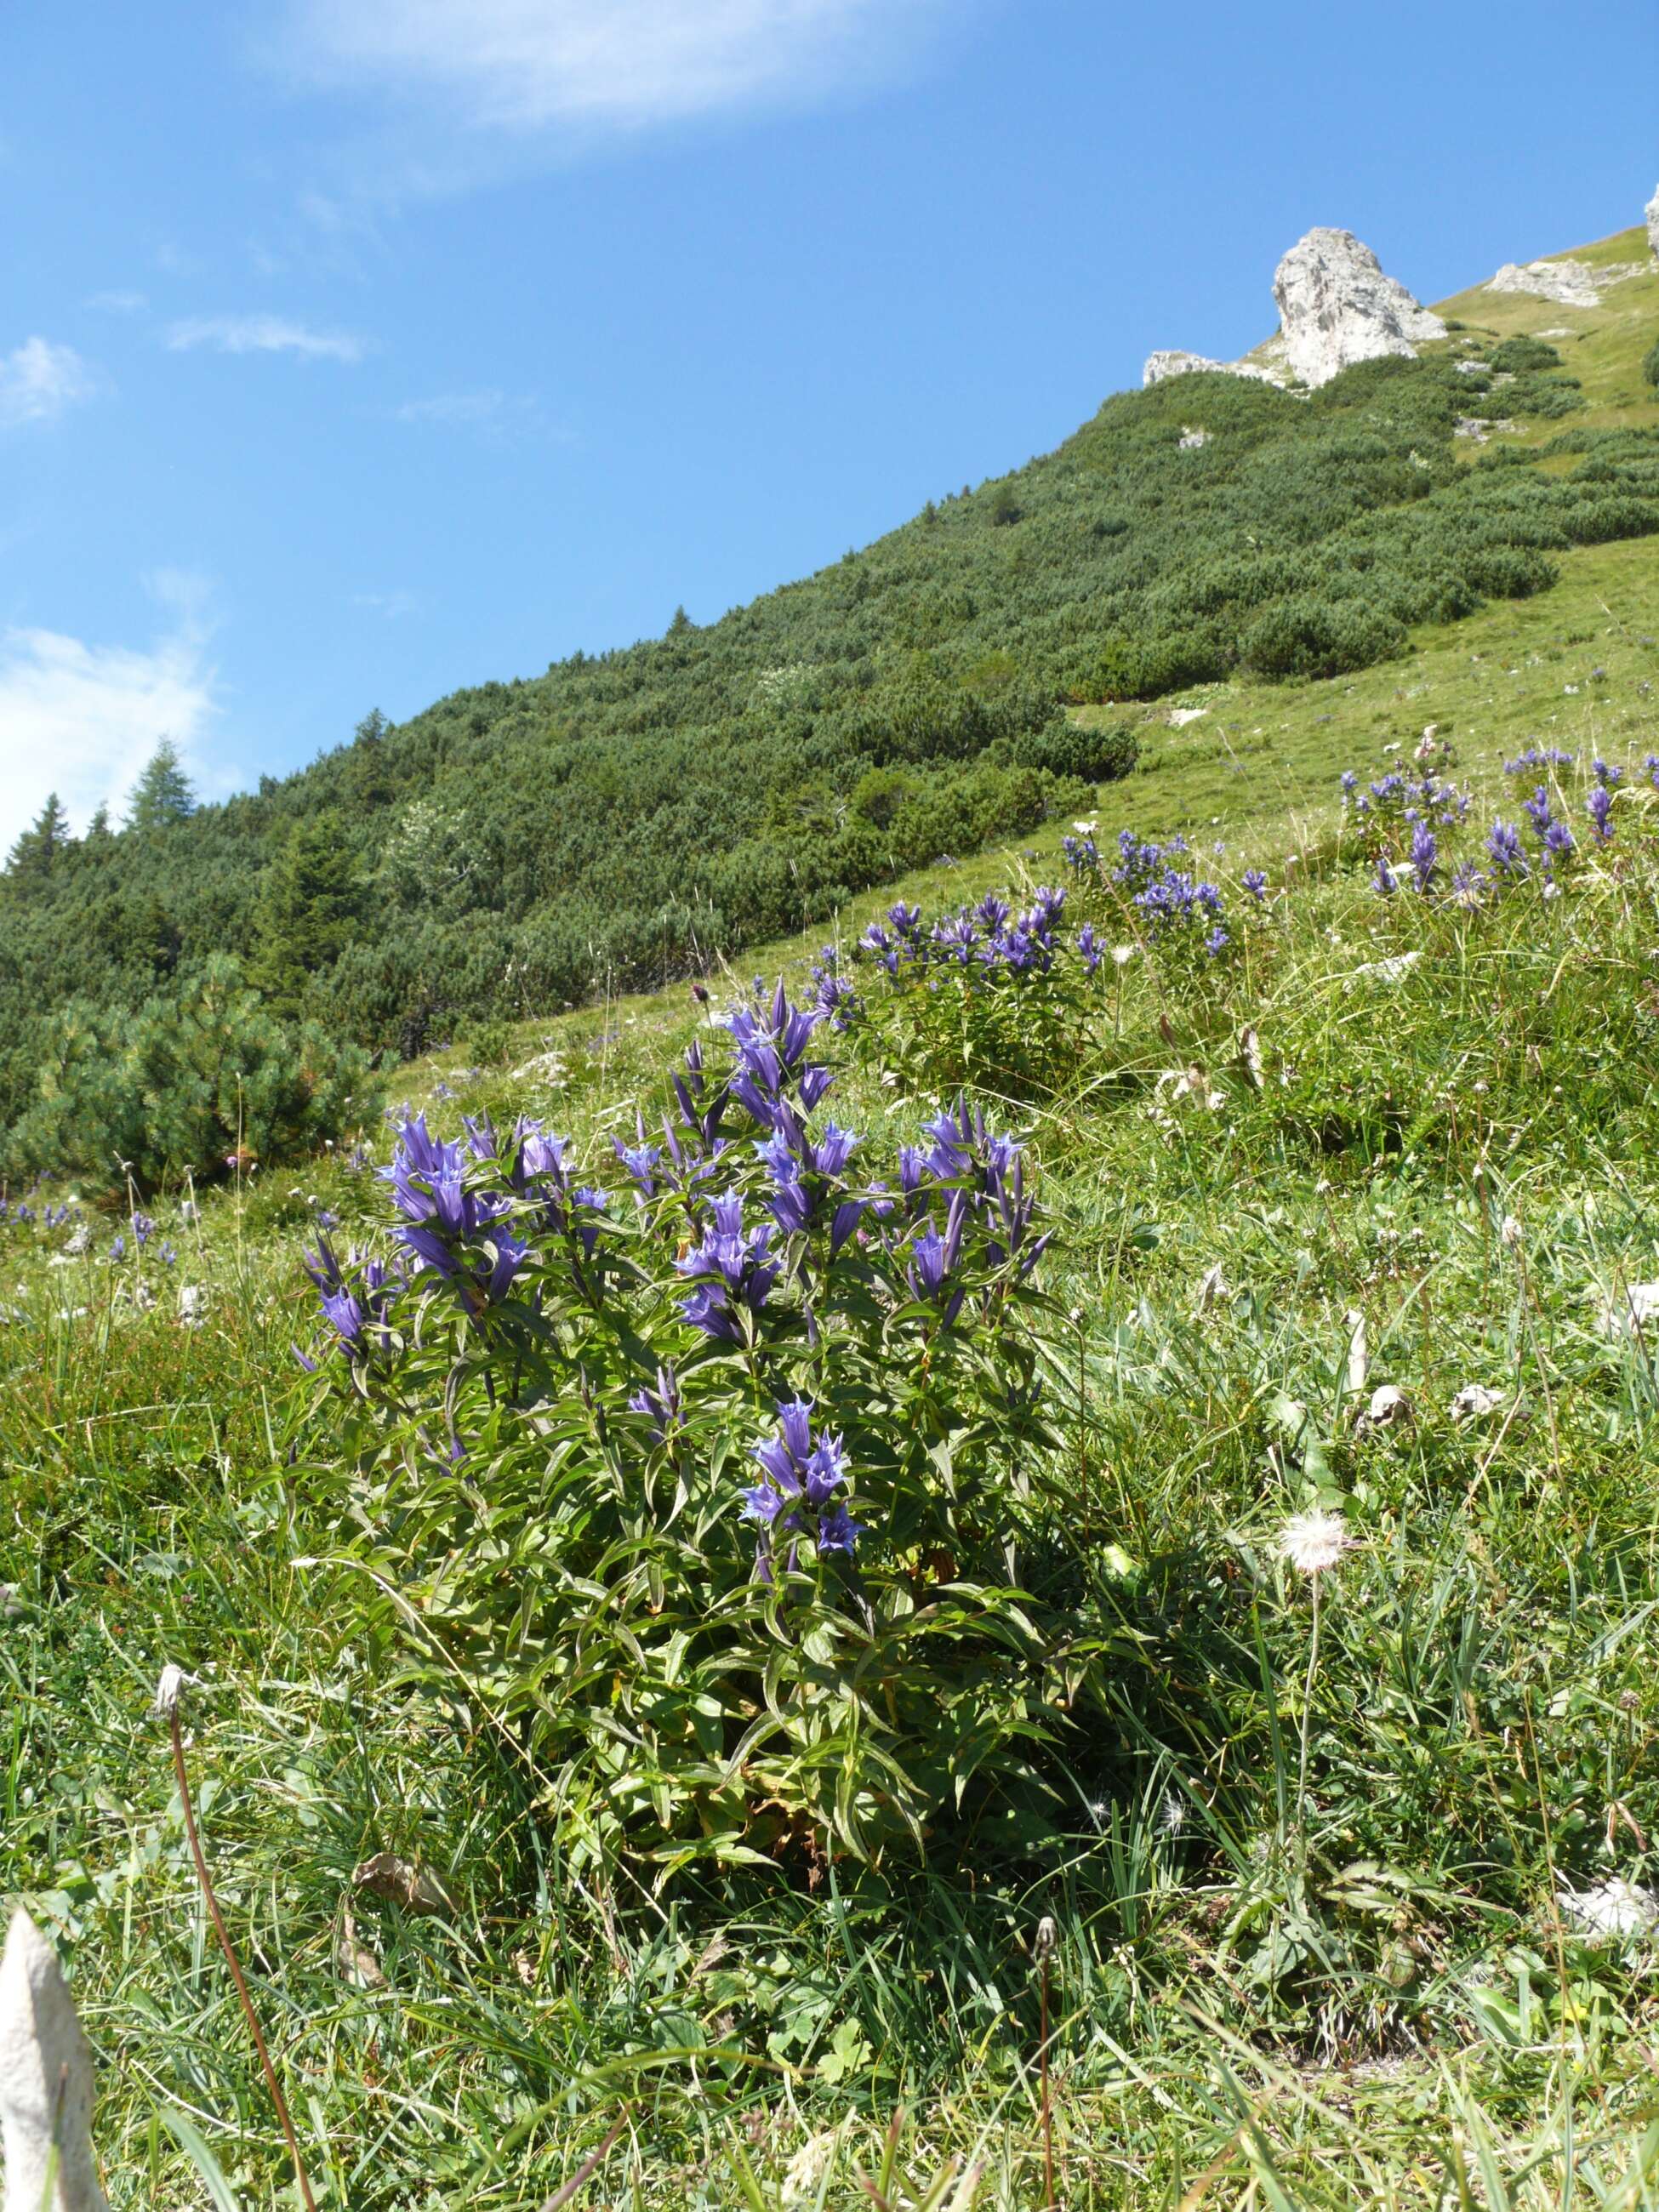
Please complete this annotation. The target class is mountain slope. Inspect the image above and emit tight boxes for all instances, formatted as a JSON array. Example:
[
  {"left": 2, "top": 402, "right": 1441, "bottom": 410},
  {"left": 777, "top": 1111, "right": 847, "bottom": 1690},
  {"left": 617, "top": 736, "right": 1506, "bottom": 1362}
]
[{"left": 1, "top": 226, "right": 1656, "bottom": 1177}]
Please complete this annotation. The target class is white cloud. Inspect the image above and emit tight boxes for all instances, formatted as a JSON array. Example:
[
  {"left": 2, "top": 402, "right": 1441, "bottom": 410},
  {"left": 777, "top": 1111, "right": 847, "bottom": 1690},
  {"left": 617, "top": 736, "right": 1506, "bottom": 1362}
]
[
  {"left": 284, "top": 0, "right": 949, "bottom": 131},
  {"left": 0, "top": 338, "right": 99, "bottom": 430},
  {"left": 165, "top": 312, "right": 367, "bottom": 363},
  {"left": 87, "top": 288, "right": 148, "bottom": 315},
  {"left": 352, "top": 589, "right": 419, "bottom": 619},
  {"left": 395, "top": 389, "right": 508, "bottom": 425},
  {"left": 0, "top": 590, "right": 219, "bottom": 847}
]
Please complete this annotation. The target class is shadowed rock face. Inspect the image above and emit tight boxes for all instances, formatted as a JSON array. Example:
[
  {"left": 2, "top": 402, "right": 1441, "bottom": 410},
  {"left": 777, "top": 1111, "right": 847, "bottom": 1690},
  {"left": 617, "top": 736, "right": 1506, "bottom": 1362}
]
[
  {"left": 0, "top": 1910, "right": 108, "bottom": 2212},
  {"left": 1270, "top": 227, "right": 1445, "bottom": 389}
]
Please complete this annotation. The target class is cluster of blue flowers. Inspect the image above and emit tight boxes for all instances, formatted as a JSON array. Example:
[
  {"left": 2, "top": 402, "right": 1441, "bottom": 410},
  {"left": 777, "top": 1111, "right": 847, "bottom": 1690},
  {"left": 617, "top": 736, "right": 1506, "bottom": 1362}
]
[
  {"left": 1504, "top": 745, "right": 1575, "bottom": 777},
  {"left": 857, "top": 886, "right": 1073, "bottom": 981},
  {"left": 1342, "top": 767, "right": 1471, "bottom": 838},
  {"left": 304, "top": 969, "right": 1052, "bottom": 1580},
  {"left": 740, "top": 1400, "right": 862, "bottom": 1565}
]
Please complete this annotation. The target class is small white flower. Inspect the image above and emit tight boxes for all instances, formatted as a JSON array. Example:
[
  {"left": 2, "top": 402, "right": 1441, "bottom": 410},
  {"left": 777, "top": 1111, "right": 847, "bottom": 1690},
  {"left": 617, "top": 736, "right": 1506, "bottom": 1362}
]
[
  {"left": 1112, "top": 944, "right": 1137, "bottom": 968},
  {"left": 782, "top": 2132, "right": 839, "bottom": 2203},
  {"left": 1157, "top": 1790, "right": 1186, "bottom": 1838},
  {"left": 1277, "top": 1508, "right": 1354, "bottom": 1576},
  {"left": 1499, "top": 1214, "right": 1524, "bottom": 1250}
]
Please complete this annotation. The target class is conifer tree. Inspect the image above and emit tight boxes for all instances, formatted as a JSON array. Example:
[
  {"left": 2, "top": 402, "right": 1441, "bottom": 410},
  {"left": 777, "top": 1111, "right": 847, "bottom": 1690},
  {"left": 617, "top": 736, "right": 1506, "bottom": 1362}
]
[
  {"left": 127, "top": 741, "right": 196, "bottom": 831},
  {"left": 252, "top": 811, "right": 363, "bottom": 1018},
  {"left": 7, "top": 794, "right": 71, "bottom": 881}
]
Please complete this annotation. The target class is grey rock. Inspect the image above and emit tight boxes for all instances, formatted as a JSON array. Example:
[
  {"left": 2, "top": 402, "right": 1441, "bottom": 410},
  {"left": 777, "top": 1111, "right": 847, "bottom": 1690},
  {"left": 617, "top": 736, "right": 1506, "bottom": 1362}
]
[
  {"left": 1271, "top": 228, "right": 1445, "bottom": 389},
  {"left": 1648, "top": 183, "right": 1659, "bottom": 258},
  {"left": 1486, "top": 257, "right": 1646, "bottom": 307}
]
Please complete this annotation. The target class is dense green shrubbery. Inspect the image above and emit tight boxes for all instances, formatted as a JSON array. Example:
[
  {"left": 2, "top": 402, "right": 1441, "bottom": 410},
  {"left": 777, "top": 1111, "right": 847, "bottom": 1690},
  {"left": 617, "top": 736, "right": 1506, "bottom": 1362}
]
[
  {"left": 1, "top": 352, "right": 1653, "bottom": 1135},
  {"left": 12, "top": 955, "right": 379, "bottom": 1194}
]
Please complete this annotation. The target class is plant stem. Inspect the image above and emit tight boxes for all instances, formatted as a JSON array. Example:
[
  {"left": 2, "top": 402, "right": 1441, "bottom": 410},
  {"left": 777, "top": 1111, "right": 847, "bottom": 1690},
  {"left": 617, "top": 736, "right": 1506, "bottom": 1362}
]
[{"left": 169, "top": 1708, "right": 317, "bottom": 2211}]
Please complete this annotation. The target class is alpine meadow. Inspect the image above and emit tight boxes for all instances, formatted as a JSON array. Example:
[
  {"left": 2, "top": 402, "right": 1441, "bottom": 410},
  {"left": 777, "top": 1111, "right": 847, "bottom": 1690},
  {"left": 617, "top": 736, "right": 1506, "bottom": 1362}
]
[{"left": 9, "top": 191, "right": 1659, "bottom": 2212}]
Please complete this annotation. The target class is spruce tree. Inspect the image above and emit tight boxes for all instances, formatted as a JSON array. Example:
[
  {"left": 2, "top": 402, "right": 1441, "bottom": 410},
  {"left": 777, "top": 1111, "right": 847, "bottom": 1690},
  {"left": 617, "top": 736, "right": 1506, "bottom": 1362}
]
[
  {"left": 8, "top": 794, "right": 71, "bottom": 881},
  {"left": 252, "top": 812, "right": 363, "bottom": 1018},
  {"left": 127, "top": 741, "right": 196, "bottom": 831}
]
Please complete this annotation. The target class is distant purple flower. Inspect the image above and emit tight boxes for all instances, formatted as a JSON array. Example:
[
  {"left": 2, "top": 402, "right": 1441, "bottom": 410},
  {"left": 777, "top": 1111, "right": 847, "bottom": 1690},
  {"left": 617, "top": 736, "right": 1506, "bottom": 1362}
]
[
  {"left": 1204, "top": 925, "right": 1229, "bottom": 957},
  {"left": 1522, "top": 786, "right": 1554, "bottom": 838},
  {"left": 1373, "top": 853, "right": 1398, "bottom": 898},
  {"left": 1486, "top": 820, "right": 1526, "bottom": 876},
  {"left": 1593, "top": 758, "right": 1622, "bottom": 788},
  {"left": 1587, "top": 784, "right": 1615, "bottom": 843},
  {"left": 1450, "top": 861, "right": 1488, "bottom": 909},
  {"left": 1410, "top": 821, "right": 1438, "bottom": 894},
  {"left": 1076, "top": 921, "right": 1102, "bottom": 975},
  {"left": 1241, "top": 869, "right": 1268, "bottom": 902}
]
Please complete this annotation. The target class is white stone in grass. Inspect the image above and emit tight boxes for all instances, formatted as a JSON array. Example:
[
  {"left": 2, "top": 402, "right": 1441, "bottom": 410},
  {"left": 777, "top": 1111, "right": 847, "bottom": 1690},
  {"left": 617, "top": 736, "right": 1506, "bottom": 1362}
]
[
  {"left": 1356, "top": 1383, "right": 1414, "bottom": 1433},
  {"left": 1450, "top": 1382, "right": 1506, "bottom": 1422},
  {"left": 176, "top": 1284, "right": 206, "bottom": 1328},
  {"left": 1649, "top": 185, "right": 1659, "bottom": 258},
  {"left": 1177, "top": 427, "right": 1210, "bottom": 450},
  {"left": 1167, "top": 706, "right": 1208, "bottom": 726},
  {"left": 1557, "top": 1876, "right": 1659, "bottom": 1942},
  {"left": 1598, "top": 1281, "right": 1659, "bottom": 1337},
  {"left": 1344, "top": 1310, "right": 1369, "bottom": 1395},
  {"left": 0, "top": 1910, "right": 108, "bottom": 2212},
  {"left": 1351, "top": 950, "right": 1421, "bottom": 987}
]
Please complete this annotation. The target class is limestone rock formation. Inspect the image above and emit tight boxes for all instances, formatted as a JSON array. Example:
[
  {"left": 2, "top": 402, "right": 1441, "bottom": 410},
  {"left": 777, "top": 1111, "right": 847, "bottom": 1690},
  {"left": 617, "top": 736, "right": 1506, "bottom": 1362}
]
[
  {"left": 0, "top": 1911, "right": 107, "bottom": 2212},
  {"left": 1143, "top": 349, "right": 1279, "bottom": 388},
  {"left": 1271, "top": 228, "right": 1445, "bottom": 389},
  {"left": 1647, "top": 183, "right": 1659, "bottom": 257},
  {"left": 1486, "top": 257, "right": 1647, "bottom": 307}
]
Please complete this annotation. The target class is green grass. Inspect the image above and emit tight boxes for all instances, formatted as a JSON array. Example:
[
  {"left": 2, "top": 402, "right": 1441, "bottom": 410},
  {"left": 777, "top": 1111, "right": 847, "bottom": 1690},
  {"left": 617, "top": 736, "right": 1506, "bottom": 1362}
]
[{"left": 8, "top": 231, "right": 1659, "bottom": 2210}]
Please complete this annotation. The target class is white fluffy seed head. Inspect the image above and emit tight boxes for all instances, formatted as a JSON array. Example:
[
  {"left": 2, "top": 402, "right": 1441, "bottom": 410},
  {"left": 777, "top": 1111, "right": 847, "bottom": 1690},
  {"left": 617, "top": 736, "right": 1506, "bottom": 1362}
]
[{"left": 1277, "top": 1508, "right": 1354, "bottom": 1577}]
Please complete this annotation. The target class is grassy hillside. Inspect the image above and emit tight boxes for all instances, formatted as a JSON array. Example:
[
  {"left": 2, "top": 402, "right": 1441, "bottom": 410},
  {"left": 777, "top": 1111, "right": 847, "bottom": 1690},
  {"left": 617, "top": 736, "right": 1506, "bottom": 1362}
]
[
  {"left": 8, "top": 606, "right": 1659, "bottom": 2204},
  {"left": 9, "top": 227, "right": 1659, "bottom": 2196},
  {"left": 1, "top": 231, "right": 1656, "bottom": 1197}
]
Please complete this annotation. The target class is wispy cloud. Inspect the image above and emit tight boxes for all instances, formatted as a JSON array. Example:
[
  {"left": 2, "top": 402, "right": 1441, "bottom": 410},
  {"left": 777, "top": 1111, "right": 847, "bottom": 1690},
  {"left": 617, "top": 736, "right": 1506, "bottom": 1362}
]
[
  {"left": 0, "top": 579, "right": 220, "bottom": 846},
  {"left": 166, "top": 312, "right": 367, "bottom": 363},
  {"left": 352, "top": 589, "right": 419, "bottom": 619},
  {"left": 392, "top": 387, "right": 572, "bottom": 445},
  {"left": 395, "top": 389, "right": 509, "bottom": 426},
  {"left": 87, "top": 288, "right": 148, "bottom": 315},
  {"left": 282, "top": 0, "right": 950, "bottom": 133},
  {"left": 0, "top": 337, "right": 100, "bottom": 430}
]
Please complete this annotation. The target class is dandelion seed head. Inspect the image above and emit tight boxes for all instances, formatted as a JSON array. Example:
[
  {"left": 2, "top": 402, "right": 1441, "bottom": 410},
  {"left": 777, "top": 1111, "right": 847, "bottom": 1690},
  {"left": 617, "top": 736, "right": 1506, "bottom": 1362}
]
[{"left": 1277, "top": 1508, "right": 1354, "bottom": 1577}]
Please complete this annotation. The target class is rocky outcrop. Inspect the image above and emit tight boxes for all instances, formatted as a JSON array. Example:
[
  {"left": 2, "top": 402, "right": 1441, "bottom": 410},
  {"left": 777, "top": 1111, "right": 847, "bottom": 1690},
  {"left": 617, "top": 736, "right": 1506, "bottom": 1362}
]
[
  {"left": 1647, "top": 184, "right": 1659, "bottom": 257},
  {"left": 1143, "top": 349, "right": 1280, "bottom": 388},
  {"left": 1486, "top": 256, "right": 1647, "bottom": 306},
  {"left": 1271, "top": 228, "right": 1445, "bottom": 388}
]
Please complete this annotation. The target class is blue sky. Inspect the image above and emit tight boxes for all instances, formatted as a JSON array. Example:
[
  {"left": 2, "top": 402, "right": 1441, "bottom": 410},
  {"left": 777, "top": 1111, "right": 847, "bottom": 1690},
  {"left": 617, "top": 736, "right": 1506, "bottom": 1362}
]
[{"left": 3, "top": 0, "right": 1655, "bottom": 845}]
